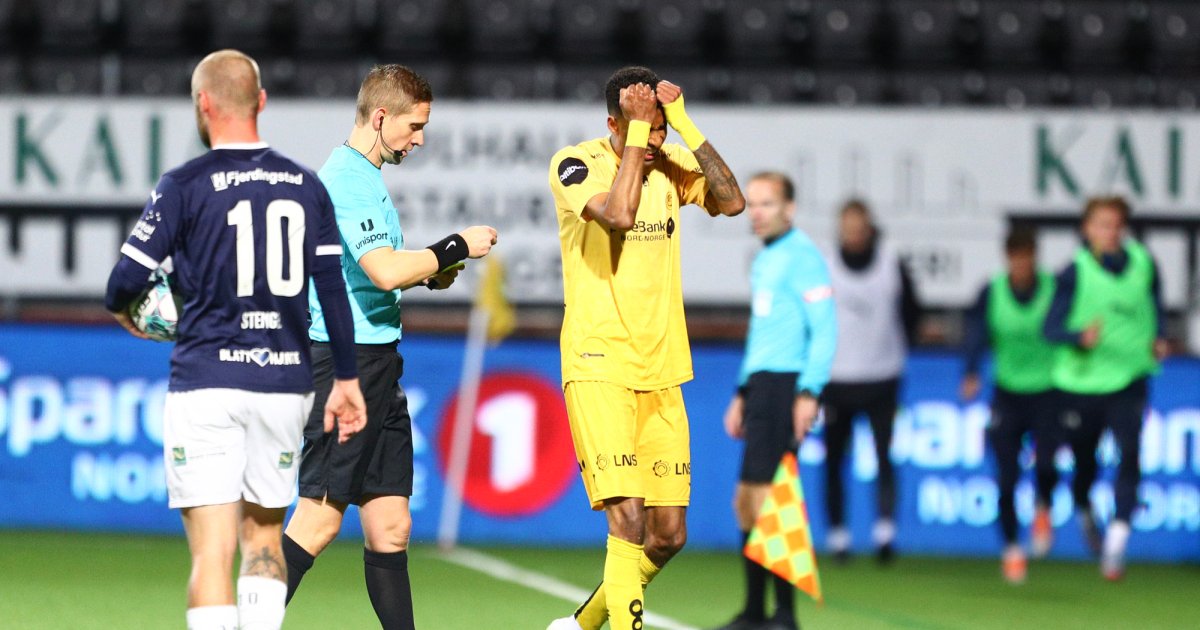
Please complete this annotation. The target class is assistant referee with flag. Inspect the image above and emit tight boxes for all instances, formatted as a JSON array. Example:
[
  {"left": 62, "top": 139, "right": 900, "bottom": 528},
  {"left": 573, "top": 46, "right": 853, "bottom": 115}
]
[{"left": 714, "top": 172, "right": 836, "bottom": 630}]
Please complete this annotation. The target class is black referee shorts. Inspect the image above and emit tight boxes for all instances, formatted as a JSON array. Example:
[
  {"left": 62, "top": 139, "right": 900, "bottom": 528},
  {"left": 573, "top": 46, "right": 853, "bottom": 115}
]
[
  {"left": 740, "top": 371, "right": 799, "bottom": 483},
  {"left": 298, "top": 341, "right": 414, "bottom": 505}
]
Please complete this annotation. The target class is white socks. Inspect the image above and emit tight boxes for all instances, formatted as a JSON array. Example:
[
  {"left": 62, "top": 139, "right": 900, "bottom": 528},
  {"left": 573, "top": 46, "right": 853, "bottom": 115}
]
[
  {"left": 1104, "top": 520, "right": 1131, "bottom": 558},
  {"left": 186, "top": 605, "right": 237, "bottom": 630},
  {"left": 237, "top": 576, "right": 288, "bottom": 630},
  {"left": 873, "top": 519, "right": 896, "bottom": 546},
  {"left": 827, "top": 526, "right": 851, "bottom": 552}
]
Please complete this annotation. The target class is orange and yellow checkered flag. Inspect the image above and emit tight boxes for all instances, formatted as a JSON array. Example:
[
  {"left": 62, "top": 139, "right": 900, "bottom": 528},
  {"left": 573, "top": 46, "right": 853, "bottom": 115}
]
[{"left": 743, "top": 452, "right": 823, "bottom": 604}]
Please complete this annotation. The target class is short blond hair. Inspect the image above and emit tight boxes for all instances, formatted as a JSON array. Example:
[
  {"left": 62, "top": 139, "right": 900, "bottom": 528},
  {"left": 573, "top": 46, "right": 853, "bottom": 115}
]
[
  {"left": 355, "top": 65, "right": 433, "bottom": 125},
  {"left": 191, "top": 49, "right": 261, "bottom": 118}
]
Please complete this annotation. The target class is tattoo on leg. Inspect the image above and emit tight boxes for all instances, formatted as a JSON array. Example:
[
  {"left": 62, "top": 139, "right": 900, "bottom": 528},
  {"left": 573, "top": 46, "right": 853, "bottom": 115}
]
[
  {"left": 242, "top": 545, "right": 286, "bottom": 580},
  {"left": 693, "top": 142, "right": 742, "bottom": 208}
]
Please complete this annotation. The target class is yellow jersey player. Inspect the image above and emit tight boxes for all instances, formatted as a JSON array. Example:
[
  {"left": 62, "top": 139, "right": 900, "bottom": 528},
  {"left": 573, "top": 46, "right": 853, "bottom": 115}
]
[{"left": 546, "top": 66, "right": 745, "bottom": 630}]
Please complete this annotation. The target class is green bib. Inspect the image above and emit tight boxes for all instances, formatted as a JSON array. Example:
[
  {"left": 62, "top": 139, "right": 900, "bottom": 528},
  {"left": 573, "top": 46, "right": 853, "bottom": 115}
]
[
  {"left": 1053, "top": 241, "right": 1159, "bottom": 394},
  {"left": 987, "top": 271, "right": 1056, "bottom": 393}
]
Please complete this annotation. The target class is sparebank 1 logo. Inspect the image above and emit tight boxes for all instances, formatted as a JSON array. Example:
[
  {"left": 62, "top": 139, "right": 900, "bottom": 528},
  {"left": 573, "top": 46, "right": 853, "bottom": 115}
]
[
  {"left": 0, "top": 355, "right": 172, "bottom": 505},
  {"left": 436, "top": 372, "right": 576, "bottom": 516}
]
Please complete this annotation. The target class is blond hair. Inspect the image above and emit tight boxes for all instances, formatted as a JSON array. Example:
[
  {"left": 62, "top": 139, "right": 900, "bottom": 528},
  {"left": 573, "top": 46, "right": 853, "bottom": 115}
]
[{"left": 355, "top": 65, "right": 433, "bottom": 125}]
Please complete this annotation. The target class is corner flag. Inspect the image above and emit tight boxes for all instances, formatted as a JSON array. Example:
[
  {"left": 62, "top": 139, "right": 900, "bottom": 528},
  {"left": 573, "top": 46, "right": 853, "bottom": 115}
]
[{"left": 743, "top": 452, "right": 823, "bottom": 604}]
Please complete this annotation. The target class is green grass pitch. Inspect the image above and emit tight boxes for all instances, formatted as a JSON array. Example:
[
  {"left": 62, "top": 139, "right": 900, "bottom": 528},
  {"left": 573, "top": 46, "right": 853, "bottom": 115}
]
[{"left": 2, "top": 530, "right": 1197, "bottom": 629}]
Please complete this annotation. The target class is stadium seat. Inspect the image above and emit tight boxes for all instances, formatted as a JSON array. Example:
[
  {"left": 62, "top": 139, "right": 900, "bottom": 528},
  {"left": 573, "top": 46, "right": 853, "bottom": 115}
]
[
  {"left": 815, "top": 71, "right": 887, "bottom": 105},
  {"left": 983, "top": 73, "right": 1066, "bottom": 109},
  {"left": 638, "top": 0, "right": 709, "bottom": 60},
  {"left": 550, "top": 0, "right": 623, "bottom": 60},
  {"left": 466, "top": 63, "right": 555, "bottom": 100},
  {"left": 977, "top": 0, "right": 1048, "bottom": 68},
  {"left": 120, "top": 56, "right": 194, "bottom": 95},
  {"left": 890, "top": 0, "right": 962, "bottom": 67},
  {"left": 203, "top": 0, "right": 277, "bottom": 52},
  {"left": 33, "top": 0, "right": 106, "bottom": 50},
  {"left": 0, "top": 55, "right": 22, "bottom": 93},
  {"left": 120, "top": 0, "right": 191, "bottom": 52},
  {"left": 655, "top": 65, "right": 723, "bottom": 102},
  {"left": 556, "top": 64, "right": 613, "bottom": 102},
  {"left": 28, "top": 55, "right": 104, "bottom": 94},
  {"left": 730, "top": 68, "right": 813, "bottom": 104},
  {"left": 407, "top": 61, "right": 456, "bottom": 98},
  {"left": 1062, "top": 1, "right": 1134, "bottom": 70},
  {"left": 724, "top": 0, "right": 795, "bottom": 62},
  {"left": 464, "top": 0, "right": 549, "bottom": 57},
  {"left": 1148, "top": 2, "right": 1200, "bottom": 72},
  {"left": 893, "top": 72, "right": 974, "bottom": 106},
  {"left": 1157, "top": 76, "right": 1200, "bottom": 109},
  {"left": 1072, "top": 75, "right": 1155, "bottom": 109},
  {"left": 376, "top": 0, "right": 450, "bottom": 56},
  {"left": 289, "top": 58, "right": 369, "bottom": 97},
  {"left": 0, "top": 0, "right": 20, "bottom": 51},
  {"left": 811, "top": 0, "right": 882, "bottom": 67},
  {"left": 293, "top": 0, "right": 361, "bottom": 55}
]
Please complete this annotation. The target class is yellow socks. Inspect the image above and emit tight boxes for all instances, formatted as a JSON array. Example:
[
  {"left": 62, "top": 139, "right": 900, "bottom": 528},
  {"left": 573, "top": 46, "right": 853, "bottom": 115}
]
[
  {"left": 575, "top": 548, "right": 662, "bottom": 630},
  {"left": 602, "top": 536, "right": 645, "bottom": 630}
]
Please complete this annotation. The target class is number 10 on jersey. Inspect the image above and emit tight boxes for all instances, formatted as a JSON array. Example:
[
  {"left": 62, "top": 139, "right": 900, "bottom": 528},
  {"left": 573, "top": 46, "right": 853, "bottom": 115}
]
[{"left": 227, "top": 199, "right": 307, "bottom": 297}]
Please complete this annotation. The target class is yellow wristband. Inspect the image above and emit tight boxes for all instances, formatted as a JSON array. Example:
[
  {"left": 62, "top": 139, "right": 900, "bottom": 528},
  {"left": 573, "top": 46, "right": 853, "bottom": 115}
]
[
  {"left": 625, "top": 120, "right": 651, "bottom": 149},
  {"left": 672, "top": 113, "right": 706, "bottom": 151},
  {"left": 663, "top": 98, "right": 707, "bottom": 151}
]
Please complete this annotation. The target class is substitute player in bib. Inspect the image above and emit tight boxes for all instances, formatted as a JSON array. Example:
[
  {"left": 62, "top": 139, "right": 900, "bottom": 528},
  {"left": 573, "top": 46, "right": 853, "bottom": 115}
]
[
  {"left": 104, "top": 50, "right": 367, "bottom": 630},
  {"left": 1044, "top": 196, "right": 1167, "bottom": 581},
  {"left": 546, "top": 66, "right": 745, "bottom": 630},
  {"left": 960, "top": 226, "right": 1060, "bottom": 584},
  {"left": 281, "top": 65, "right": 497, "bottom": 629},
  {"left": 714, "top": 172, "right": 836, "bottom": 630}
]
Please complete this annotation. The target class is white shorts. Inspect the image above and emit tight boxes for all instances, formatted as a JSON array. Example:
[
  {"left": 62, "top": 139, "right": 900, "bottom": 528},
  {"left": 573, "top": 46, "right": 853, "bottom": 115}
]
[{"left": 163, "top": 388, "right": 314, "bottom": 509}]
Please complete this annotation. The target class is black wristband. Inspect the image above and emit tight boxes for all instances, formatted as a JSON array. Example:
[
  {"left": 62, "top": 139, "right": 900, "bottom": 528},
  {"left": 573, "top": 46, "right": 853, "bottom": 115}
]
[{"left": 426, "top": 233, "right": 468, "bottom": 271}]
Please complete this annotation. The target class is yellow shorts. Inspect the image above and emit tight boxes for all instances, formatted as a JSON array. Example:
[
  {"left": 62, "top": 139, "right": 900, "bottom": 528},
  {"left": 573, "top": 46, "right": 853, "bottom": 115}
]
[{"left": 564, "top": 381, "right": 691, "bottom": 510}]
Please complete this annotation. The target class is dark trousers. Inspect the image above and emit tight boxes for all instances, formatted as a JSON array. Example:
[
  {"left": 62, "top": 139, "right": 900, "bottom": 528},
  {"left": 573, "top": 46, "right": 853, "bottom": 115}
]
[
  {"left": 1057, "top": 378, "right": 1148, "bottom": 523},
  {"left": 821, "top": 379, "right": 900, "bottom": 528},
  {"left": 988, "top": 388, "right": 1060, "bottom": 544}
]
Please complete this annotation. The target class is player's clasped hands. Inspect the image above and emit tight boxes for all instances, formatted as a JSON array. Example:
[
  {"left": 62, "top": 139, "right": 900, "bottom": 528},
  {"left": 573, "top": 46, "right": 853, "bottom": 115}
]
[
  {"left": 325, "top": 377, "right": 368, "bottom": 444},
  {"left": 620, "top": 83, "right": 658, "bottom": 122}
]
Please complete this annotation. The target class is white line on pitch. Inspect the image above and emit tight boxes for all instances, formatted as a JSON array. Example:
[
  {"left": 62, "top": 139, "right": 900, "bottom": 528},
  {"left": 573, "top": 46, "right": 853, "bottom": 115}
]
[{"left": 435, "top": 546, "right": 700, "bottom": 630}]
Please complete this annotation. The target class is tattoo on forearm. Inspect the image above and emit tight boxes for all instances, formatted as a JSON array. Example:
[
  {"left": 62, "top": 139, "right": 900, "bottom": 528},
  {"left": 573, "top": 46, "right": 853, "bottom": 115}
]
[
  {"left": 242, "top": 546, "right": 286, "bottom": 580},
  {"left": 693, "top": 142, "right": 742, "bottom": 207}
]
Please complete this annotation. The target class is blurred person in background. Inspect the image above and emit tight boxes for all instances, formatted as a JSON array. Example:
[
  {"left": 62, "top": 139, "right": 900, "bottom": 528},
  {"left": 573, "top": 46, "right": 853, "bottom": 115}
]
[
  {"left": 104, "top": 50, "right": 366, "bottom": 630},
  {"left": 281, "top": 64, "right": 497, "bottom": 630},
  {"left": 821, "top": 199, "right": 921, "bottom": 564},
  {"left": 1044, "top": 196, "right": 1167, "bottom": 581},
  {"left": 712, "top": 171, "right": 836, "bottom": 630},
  {"left": 546, "top": 65, "right": 744, "bottom": 630},
  {"left": 959, "top": 225, "right": 1060, "bottom": 584}
]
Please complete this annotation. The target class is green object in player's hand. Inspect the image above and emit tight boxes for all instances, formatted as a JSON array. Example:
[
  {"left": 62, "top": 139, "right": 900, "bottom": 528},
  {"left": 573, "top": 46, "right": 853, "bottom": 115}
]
[{"left": 440, "top": 261, "right": 466, "bottom": 274}]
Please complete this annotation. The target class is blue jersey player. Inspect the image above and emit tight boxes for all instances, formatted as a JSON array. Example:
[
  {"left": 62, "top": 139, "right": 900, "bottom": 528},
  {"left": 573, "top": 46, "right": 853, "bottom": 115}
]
[
  {"left": 104, "top": 50, "right": 366, "bottom": 630},
  {"left": 715, "top": 172, "right": 837, "bottom": 630}
]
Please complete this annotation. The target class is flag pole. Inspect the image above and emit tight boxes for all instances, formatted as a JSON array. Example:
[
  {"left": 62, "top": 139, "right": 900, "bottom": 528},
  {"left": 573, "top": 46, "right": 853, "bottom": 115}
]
[{"left": 437, "top": 303, "right": 490, "bottom": 551}]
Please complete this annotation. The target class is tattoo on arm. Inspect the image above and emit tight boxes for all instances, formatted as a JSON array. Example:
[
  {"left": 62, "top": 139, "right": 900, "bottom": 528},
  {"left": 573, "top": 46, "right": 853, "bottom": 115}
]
[
  {"left": 693, "top": 142, "right": 744, "bottom": 213},
  {"left": 241, "top": 545, "right": 286, "bottom": 580}
]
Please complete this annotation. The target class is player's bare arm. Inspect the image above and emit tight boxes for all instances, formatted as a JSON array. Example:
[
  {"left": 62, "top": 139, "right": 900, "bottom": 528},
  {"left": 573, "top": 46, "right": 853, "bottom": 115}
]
[
  {"left": 582, "top": 83, "right": 658, "bottom": 230},
  {"left": 657, "top": 80, "right": 745, "bottom": 217},
  {"left": 357, "top": 225, "right": 497, "bottom": 290}
]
